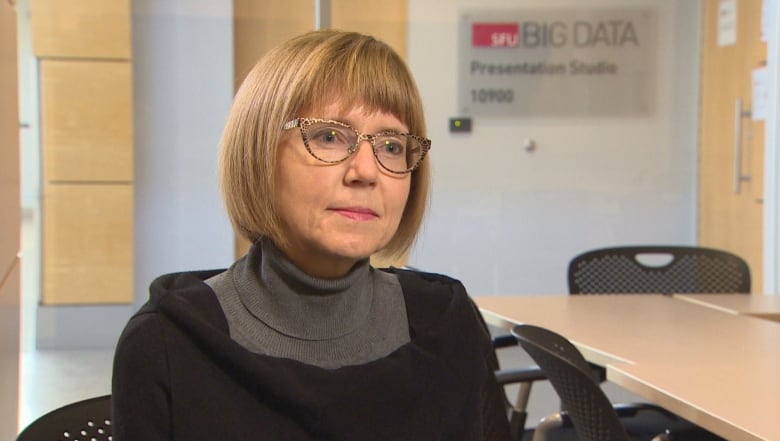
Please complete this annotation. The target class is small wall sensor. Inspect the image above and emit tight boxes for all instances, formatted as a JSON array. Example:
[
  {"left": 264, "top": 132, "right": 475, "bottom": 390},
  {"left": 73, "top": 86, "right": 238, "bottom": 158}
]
[{"left": 449, "top": 117, "right": 472, "bottom": 133}]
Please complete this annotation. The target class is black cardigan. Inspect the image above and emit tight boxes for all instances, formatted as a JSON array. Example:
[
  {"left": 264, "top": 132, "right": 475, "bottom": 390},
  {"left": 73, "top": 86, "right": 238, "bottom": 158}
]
[{"left": 112, "top": 268, "right": 511, "bottom": 441}]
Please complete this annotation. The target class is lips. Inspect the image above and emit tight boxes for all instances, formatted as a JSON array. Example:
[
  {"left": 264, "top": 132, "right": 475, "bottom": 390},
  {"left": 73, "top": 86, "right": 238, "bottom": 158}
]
[{"left": 330, "top": 207, "right": 379, "bottom": 221}]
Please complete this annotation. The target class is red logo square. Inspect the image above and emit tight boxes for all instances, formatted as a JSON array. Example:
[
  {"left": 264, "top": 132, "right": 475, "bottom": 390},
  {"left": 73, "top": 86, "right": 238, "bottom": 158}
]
[{"left": 472, "top": 23, "right": 519, "bottom": 48}]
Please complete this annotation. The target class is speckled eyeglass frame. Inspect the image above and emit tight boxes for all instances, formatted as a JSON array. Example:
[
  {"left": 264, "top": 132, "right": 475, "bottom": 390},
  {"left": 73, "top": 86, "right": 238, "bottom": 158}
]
[{"left": 283, "top": 118, "right": 431, "bottom": 174}]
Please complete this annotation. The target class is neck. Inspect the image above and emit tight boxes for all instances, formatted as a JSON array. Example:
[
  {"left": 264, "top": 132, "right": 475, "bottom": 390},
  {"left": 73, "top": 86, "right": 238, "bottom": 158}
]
[{"left": 273, "top": 241, "right": 364, "bottom": 280}]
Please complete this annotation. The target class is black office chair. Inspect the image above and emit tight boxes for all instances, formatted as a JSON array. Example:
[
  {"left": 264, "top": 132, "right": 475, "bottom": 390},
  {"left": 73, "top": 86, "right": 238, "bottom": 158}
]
[
  {"left": 491, "top": 335, "right": 548, "bottom": 440},
  {"left": 513, "top": 324, "right": 635, "bottom": 441},
  {"left": 470, "top": 296, "right": 548, "bottom": 441},
  {"left": 495, "top": 336, "right": 675, "bottom": 441},
  {"left": 16, "top": 395, "right": 112, "bottom": 441},
  {"left": 562, "top": 245, "right": 746, "bottom": 439},
  {"left": 568, "top": 246, "right": 751, "bottom": 294},
  {"left": 512, "top": 324, "right": 726, "bottom": 441}
]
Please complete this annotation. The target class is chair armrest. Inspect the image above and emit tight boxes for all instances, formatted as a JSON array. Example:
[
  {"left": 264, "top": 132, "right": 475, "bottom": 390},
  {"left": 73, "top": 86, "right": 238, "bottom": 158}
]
[
  {"left": 494, "top": 366, "right": 547, "bottom": 386},
  {"left": 587, "top": 361, "right": 607, "bottom": 382},
  {"left": 492, "top": 334, "right": 519, "bottom": 349}
]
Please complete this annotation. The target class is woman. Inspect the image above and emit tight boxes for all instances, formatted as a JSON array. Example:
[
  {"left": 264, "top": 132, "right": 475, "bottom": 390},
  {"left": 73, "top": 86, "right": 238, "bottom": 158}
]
[{"left": 112, "top": 29, "right": 510, "bottom": 441}]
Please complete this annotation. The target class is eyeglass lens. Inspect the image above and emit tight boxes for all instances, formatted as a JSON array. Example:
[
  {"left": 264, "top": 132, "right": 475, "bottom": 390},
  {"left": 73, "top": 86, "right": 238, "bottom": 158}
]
[{"left": 303, "top": 122, "right": 423, "bottom": 173}]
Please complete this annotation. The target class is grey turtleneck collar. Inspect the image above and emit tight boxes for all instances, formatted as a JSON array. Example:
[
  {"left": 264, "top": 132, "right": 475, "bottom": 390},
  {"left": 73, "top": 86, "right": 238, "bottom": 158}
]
[{"left": 205, "top": 239, "right": 410, "bottom": 369}]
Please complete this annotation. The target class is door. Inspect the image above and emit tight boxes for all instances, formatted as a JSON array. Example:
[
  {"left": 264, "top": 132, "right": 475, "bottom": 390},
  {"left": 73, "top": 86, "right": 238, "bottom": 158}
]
[{"left": 698, "top": 0, "right": 766, "bottom": 293}]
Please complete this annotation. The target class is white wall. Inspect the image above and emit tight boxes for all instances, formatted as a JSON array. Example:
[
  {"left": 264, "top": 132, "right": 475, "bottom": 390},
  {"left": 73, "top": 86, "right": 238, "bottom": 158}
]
[
  {"left": 132, "top": 0, "right": 235, "bottom": 310},
  {"left": 407, "top": 0, "right": 701, "bottom": 295}
]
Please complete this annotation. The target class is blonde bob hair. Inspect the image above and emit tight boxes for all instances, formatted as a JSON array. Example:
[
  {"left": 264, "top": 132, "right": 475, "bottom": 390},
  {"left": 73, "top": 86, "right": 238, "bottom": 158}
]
[{"left": 218, "top": 29, "right": 430, "bottom": 261}]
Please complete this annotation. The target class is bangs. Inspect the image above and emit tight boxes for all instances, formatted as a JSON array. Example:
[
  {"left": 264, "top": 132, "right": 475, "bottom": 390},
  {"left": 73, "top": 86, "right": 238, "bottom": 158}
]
[{"left": 293, "top": 37, "right": 425, "bottom": 135}]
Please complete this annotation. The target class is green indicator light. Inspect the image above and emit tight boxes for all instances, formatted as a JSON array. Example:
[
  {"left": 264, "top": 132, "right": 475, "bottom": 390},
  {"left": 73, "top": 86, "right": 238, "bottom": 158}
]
[{"left": 449, "top": 117, "right": 471, "bottom": 133}]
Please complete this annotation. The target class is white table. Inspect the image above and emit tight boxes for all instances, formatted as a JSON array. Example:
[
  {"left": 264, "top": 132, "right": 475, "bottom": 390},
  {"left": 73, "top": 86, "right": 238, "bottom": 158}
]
[
  {"left": 673, "top": 293, "right": 780, "bottom": 322},
  {"left": 474, "top": 294, "right": 780, "bottom": 441}
]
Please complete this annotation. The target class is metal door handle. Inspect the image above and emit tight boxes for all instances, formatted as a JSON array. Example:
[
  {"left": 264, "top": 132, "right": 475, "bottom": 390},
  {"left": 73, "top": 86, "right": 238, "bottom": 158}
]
[{"left": 733, "top": 98, "right": 752, "bottom": 194}]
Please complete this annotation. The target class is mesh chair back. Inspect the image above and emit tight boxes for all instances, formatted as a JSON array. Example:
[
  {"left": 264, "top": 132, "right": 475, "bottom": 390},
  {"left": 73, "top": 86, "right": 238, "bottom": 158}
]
[
  {"left": 16, "top": 395, "right": 112, "bottom": 441},
  {"left": 512, "top": 325, "right": 630, "bottom": 441},
  {"left": 568, "top": 246, "right": 750, "bottom": 294}
]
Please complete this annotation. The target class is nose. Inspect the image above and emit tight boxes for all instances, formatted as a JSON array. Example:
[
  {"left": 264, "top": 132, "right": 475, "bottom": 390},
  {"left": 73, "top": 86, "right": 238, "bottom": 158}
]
[{"left": 345, "top": 139, "right": 379, "bottom": 183}]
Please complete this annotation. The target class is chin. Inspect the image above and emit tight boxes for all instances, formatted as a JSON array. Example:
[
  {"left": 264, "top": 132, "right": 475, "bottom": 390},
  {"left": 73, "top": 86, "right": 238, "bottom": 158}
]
[
  {"left": 330, "top": 240, "right": 385, "bottom": 260},
  {"left": 335, "top": 248, "right": 378, "bottom": 261}
]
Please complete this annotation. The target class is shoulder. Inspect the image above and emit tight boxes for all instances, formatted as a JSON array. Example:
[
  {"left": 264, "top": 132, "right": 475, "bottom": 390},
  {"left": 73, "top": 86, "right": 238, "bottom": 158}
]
[
  {"left": 119, "top": 269, "right": 230, "bottom": 344},
  {"left": 384, "top": 267, "right": 469, "bottom": 305},
  {"left": 383, "top": 267, "right": 484, "bottom": 335},
  {"left": 384, "top": 267, "right": 466, "bottom": 298},
  {"left": 384, "top": 268, "right": 470, "bottom": 310},
  {"left": 385, "top": 267, "right": 462, "bottom": 285},
  {"left": 149, "top": 269, "right": 226, "bottom": 314}
]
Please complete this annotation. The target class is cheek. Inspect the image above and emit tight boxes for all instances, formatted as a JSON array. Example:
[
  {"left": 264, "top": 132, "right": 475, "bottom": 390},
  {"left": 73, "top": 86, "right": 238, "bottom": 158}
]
[
  {"left": 274, "top": 161, "right": 310, "bottom": 226},
  {"left": 276, "top": 167, "right": 319, "bottom": 220},
  {"left": 275, "top": 144, "right": 321, "bottom": 199},
  {"left": 388, "top": 179, "right": 412, "bottom": 220}
]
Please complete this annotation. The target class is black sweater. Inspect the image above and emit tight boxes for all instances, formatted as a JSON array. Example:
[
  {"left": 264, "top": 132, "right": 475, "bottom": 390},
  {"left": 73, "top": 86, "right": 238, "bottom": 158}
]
[{"left": 112, "top": 268, "right": 511, "bottom": 441}]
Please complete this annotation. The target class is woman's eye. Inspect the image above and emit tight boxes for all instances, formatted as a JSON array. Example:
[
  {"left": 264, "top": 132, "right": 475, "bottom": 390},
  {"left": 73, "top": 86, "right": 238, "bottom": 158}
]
[
  {"left": 379, "top": 139, "right": 406, "bottom": 156},
  {"left": 311, "top": 127, "right": 347, "bottom": 146}
]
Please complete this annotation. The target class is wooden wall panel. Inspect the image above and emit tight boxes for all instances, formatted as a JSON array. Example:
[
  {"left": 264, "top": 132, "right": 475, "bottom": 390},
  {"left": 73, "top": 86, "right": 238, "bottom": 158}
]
[
  {"left": 30, "top": 0, "right": 131, "bottom": 59},
  {"left": 40, "top": 59, "right": 133, "bottom": 182},
  {"left": 233, "top": 0, "right": 313, "bottom": 89},
  {"left": 0, "top": 1, "right": 20, "bottom": 437},
  {"left": 1, "top": 0, "right": 21, "bottom": 267},
  {"left": 0, "top": 261, "right": 20, "bottom": 438},
  {"left": 331, "top": 0, "right": 407, "bottom": 57},
  {"left": 42, "top": 183, "right": 133, "bottom": 304},
  {"left": 32, "top": 0, "right": 134, "bottom": 305}
]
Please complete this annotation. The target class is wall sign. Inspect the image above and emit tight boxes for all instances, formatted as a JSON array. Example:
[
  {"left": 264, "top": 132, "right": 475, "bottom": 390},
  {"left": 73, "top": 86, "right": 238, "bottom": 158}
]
[
  {"left": 718, "top": 0, "right": 738, "bottom": 46},
  {"left": 459, "top": 8, "right": 657, "bottom": 117}
]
